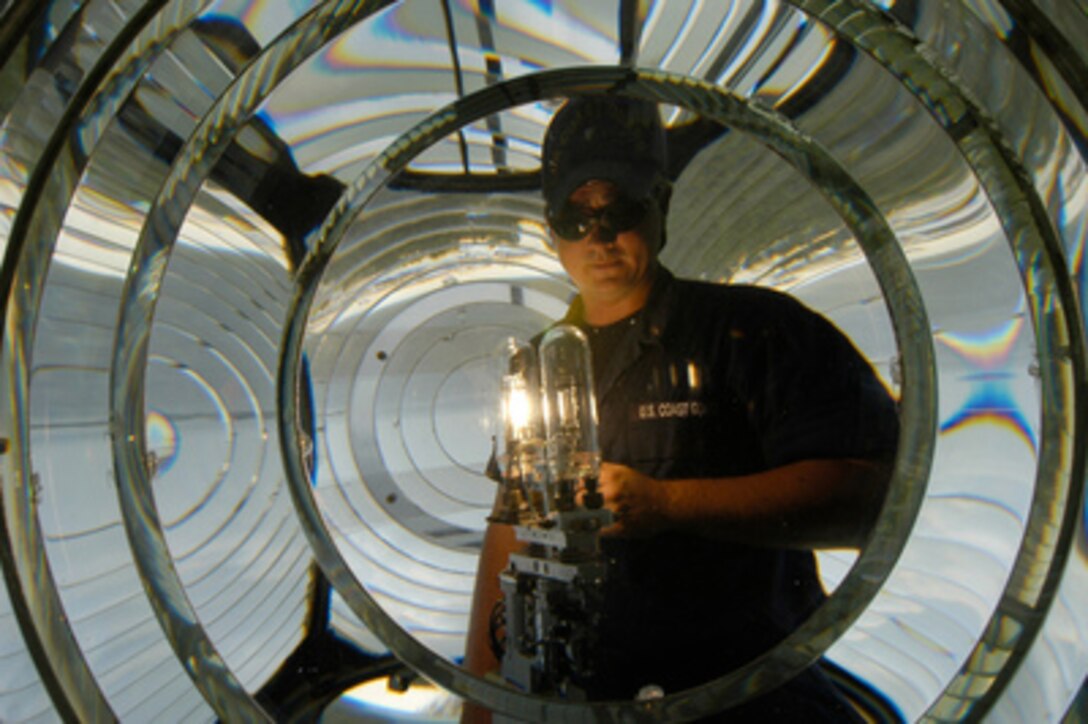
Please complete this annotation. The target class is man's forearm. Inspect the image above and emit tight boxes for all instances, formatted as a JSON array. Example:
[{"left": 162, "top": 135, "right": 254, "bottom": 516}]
[
  {"left": 598, "top": 458, "right": 890, "bottom": 549},
  {"left": 464, "top": 523, "right": 517, "bottom": 676},
  {"left": 662, "top": 459, "right": 891, "bottom": 549},
  {"left": 461, "top": 522, "right": 518, "bottom": 724}
]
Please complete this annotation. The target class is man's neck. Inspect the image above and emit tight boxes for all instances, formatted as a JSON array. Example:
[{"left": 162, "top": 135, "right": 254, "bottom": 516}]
[{"left": 581, "top": 264, "right": 658, "bottom": 326}]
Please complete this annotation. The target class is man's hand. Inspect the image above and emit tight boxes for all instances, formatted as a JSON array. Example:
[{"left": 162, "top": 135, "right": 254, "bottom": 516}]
[{"left": 596, "top": 462, "right": 670, "bottom": 537}]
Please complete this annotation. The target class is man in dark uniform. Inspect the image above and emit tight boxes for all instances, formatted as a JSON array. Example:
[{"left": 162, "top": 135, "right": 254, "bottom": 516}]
[{"left": 463, "top": 95, "right": 899, "bottom": 722}]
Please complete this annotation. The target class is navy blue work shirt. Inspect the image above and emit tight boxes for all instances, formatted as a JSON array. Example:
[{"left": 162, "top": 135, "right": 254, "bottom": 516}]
[{"left": 560, "top": 266, "right": 899, "bottom": 717}]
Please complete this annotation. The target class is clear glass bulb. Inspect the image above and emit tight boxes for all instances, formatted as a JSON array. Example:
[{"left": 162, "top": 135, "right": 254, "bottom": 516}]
[{"left": 539, "top": 324, "right": 600, "bottom": 490}]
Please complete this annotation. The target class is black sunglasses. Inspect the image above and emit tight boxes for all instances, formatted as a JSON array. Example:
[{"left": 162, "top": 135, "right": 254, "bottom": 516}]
[{"left": 547, "top": 195, "right": 654, "bottom": 242}]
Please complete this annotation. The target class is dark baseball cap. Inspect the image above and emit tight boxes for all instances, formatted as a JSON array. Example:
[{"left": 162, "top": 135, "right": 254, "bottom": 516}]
[{"left": 541, "top": 95, "right": 668, "bottom": 211}]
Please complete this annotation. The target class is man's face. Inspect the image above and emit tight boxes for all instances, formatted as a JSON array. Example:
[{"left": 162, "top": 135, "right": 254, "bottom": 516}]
[{"left": 551, "top": 179, "right": 662, "bottom": 305}]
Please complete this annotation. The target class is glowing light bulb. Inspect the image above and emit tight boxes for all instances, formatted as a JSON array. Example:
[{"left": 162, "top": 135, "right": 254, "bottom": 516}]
[
  {"left": 499, "top": 338, "right": 540, "bottom": 445},
  {"left": 495, "top": 337, "right": 547, "bottom": 518},
  {"left": 504, "top": 381, "right": 533, "bottom": 440}
]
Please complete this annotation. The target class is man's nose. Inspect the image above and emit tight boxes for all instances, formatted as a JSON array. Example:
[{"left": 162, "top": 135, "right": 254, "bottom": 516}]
[{"left": 587, "top": 220, "right": 617, "bottom": 244}]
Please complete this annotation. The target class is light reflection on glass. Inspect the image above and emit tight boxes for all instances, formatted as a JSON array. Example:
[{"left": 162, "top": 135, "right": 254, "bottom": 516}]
[
  {"left": 937, "top": 317, "right": 1038, "bottom": 450},
  {"left": 146, "top": 409, "right": 181, "bottom": 474}
]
